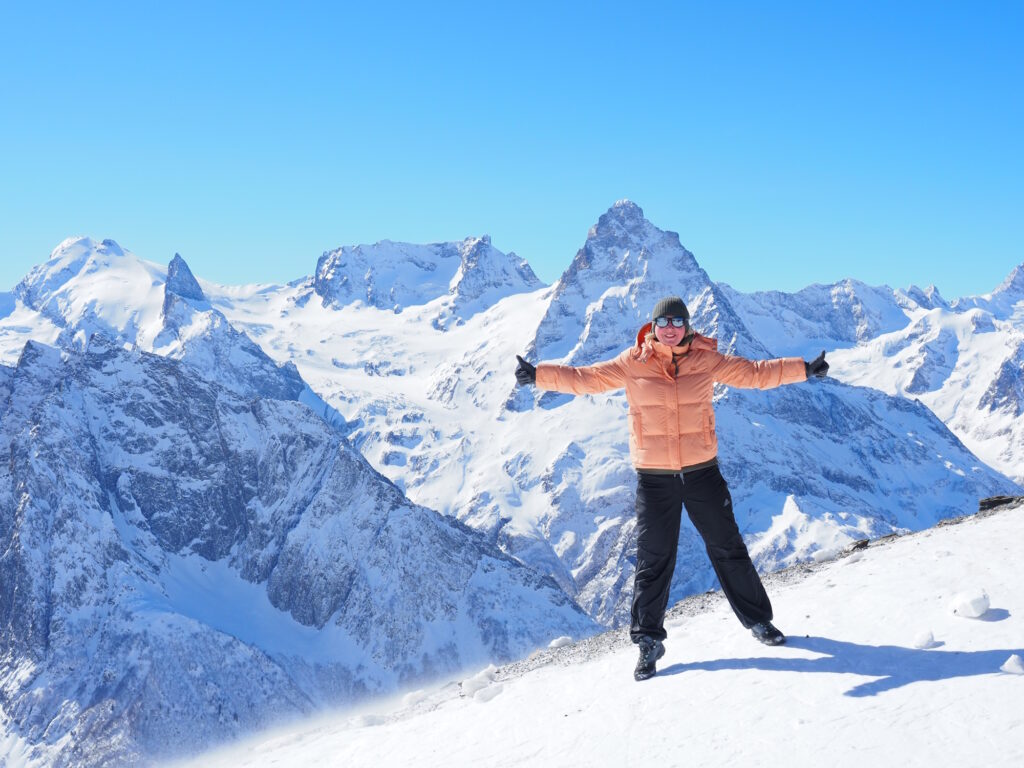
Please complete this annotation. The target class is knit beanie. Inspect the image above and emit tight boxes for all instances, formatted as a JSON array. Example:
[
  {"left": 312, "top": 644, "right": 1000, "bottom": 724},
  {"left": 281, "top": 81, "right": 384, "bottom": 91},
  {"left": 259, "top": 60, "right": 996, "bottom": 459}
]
[{"left": 651, "top": 296, "right": 689, "bottom": 323}]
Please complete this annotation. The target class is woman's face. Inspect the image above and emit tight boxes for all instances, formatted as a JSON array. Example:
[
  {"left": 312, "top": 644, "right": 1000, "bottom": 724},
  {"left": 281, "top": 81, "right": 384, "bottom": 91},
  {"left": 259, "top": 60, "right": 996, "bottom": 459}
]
[{"left": 654, "top": 317, "right": 687, "bottom": 346}]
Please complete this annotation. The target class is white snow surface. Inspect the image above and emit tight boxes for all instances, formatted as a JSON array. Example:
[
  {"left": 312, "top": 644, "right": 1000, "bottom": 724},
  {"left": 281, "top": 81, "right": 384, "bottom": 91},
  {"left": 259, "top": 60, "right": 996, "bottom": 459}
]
[{"left": 179, "top": 504, "right": 1024, "bottom": 768}]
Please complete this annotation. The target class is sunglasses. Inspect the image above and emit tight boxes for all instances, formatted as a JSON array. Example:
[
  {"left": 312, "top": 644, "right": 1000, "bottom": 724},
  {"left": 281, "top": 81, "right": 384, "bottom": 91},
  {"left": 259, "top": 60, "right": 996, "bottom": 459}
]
[{"left": 654, "top": 316, "right": 688, "bottom": 328}]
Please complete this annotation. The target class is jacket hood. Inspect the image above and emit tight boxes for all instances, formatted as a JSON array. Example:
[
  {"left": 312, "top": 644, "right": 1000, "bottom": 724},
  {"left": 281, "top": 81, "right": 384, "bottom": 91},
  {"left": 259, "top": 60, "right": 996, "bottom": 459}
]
[{"left": 632, "top": 321, "right": 718, "bottom": 362}]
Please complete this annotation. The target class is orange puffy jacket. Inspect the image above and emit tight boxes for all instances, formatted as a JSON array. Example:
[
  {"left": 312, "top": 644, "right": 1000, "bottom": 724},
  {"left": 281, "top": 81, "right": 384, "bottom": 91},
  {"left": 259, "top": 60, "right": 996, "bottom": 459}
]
[{"left": 535, "top": 323, "right": 807, "bottom": 471}]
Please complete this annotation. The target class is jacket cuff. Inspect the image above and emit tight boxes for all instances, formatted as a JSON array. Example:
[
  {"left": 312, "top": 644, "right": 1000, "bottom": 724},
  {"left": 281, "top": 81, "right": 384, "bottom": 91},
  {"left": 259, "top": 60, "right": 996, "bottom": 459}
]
[
  {"left": 535, "top": 363, "right": 557, "bottom": 390},
  {"left": 786, "top": 357, "right": 808, "bottom": 383}
]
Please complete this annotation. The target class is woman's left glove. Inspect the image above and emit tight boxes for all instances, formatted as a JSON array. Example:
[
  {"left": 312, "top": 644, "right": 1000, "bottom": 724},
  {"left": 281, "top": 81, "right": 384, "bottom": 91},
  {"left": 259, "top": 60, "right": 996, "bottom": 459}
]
[
  {"left": 515, "top": 355, "right": 536, "bottom": 386},
  {"left": 805, "top": 350, "right": 829, "bottom": 379}
]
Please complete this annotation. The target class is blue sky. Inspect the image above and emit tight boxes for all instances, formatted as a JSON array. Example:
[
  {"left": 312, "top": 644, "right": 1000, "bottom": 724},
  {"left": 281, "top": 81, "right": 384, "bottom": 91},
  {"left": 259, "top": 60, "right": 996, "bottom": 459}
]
[{"left": 1, "top": 1, "right": 1021, "bottom": 297}]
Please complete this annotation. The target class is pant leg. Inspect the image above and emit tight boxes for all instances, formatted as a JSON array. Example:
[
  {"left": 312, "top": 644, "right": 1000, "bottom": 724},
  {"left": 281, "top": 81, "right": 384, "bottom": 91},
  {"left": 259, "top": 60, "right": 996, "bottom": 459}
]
[
  {"left": 680, "top": 465, "right": 773, "bottom": 628},
  {"left": 630, "top": 472, "right": 684, "bottom": 643}
]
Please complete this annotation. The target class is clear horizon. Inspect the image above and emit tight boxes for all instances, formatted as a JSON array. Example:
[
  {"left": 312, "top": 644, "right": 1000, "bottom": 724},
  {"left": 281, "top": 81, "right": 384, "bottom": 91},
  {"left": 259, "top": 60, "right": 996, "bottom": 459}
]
[{"left": 2, "top": 2, "right": 1021, "bottom": 297}]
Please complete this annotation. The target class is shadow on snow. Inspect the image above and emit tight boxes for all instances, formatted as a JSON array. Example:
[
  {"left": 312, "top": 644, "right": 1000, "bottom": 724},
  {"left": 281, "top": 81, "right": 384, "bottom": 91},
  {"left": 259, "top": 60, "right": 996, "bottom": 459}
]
[{"left": 658, "top": 630, "right": 1021, "bottom": 697}]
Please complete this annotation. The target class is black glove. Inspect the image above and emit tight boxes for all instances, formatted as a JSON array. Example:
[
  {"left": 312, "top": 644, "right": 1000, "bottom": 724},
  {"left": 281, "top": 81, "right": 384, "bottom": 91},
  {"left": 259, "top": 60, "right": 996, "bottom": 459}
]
[
  {"left": 805, "top": 350, "right": 829, "bottom": 379},
  {"left": 515, "top": 354, "right": 536, "bottom": 386}
]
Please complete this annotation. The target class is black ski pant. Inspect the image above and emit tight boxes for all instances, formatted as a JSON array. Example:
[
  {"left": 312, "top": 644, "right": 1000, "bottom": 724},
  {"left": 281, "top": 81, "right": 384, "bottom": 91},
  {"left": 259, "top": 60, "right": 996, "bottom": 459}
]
[{"left": 630, "top": 465, "right": 773, "bottom": 642}]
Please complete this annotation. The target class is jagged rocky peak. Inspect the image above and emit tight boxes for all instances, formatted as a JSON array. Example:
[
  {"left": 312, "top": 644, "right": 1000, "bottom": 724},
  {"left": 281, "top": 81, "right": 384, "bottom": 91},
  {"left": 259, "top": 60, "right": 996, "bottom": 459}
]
[
  {"left": 587, "top": 199, "right": 670, "bottom": 250},
  {"left": 899, "top": 283, "right": 948, "bottom": 310},
  {"left": 162, "top": 252, "right": 209, "bottom": 320},
  {"left": 563, "top": 200, "right": 701, "bottom": 287},
  {"left": 994, "top": 262, "right": 1024, "bottom": 298},
  {"left": 16, "top": 337, "right": 63, "bottom": 372},
  {"left": 166, "top": 253, "right": 206, "bottom": 302},
  {"left": 589, "top": 198, "right": 649, "bottom": 238},
  {"left": 523, "top": 201, "right": 767, "bottom": 369},
  {"left": 449, "top": 234, "right": 542, "bottom": 300},
  {"left": 312, "top": 235, "right": 541, "bottom": 312}
]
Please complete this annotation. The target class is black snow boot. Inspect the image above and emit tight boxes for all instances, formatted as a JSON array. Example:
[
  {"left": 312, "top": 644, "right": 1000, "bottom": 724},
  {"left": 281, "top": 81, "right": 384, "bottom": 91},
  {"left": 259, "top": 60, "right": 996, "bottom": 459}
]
[
  {"left": 750, "top": 621, "right": 786, "bottom": 646},
  {"left": 634, "top": 636, "right": 665, "bottom": 681}
]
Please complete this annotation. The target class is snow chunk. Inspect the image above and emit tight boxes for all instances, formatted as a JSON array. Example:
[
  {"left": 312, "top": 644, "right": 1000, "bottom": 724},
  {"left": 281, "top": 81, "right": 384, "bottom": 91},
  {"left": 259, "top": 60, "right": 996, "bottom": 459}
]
[
  {"left": 402, "top": 689, "right": 428, "bottom": 707},
  {"left": 460, "top": 665, "right": 498, "bottom": 698},
  {"left": 812, "top": 547, "right": 841, "bottom": 563},
  {"left": 949, "top": 589, "right": 990, "bottom": 618},
  {"left": 548, "top": 636, "right": 573, "bottom": 649},
  {"left": 912, "top": 630, "right": 937, "bottom": 649},
  {"left": 474, "top": 684, "right": 504, "bottom": 703},
  {"left": 1000, "top": 654, "right": 1024, "bottom": 674},
  {"left": 350, "top": 714, "right": 387, "bottom": 727}
]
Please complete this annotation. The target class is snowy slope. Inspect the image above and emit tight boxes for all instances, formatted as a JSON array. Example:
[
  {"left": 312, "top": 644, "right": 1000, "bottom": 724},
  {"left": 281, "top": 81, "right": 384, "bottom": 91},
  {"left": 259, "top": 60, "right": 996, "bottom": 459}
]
[
  {"left": 176, "top": 502, "right": 1024, "bottom": 768},
  {"left": 207, "top": 203, "right": 1020, "bottom": 628}
]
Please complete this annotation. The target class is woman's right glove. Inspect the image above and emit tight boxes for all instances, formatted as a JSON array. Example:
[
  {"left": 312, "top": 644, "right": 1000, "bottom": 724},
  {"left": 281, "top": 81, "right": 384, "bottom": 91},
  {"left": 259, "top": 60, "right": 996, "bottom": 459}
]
[
  {"left": 805, "top": 350, "right": 829, "bottom": 379},
  {"left": 515, "top": 355, "right": 536, "bottom": 386}
]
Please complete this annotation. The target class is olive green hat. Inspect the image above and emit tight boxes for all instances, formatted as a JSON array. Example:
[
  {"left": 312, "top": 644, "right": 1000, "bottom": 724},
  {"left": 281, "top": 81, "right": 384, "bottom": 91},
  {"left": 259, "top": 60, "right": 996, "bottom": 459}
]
[{"left": 651, "top": 296, "right": 689, "bottom": 323}]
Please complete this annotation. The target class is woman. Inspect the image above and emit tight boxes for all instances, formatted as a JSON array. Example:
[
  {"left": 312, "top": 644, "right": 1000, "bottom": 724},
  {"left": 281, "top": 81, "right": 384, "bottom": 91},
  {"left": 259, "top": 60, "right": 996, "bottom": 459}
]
[{"left": 515, "top": 296, "right": 829, "bottom": 681}]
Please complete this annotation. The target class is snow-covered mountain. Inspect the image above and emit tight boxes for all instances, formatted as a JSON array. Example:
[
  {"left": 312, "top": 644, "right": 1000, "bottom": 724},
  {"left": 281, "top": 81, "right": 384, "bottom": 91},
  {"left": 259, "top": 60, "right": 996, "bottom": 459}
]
[
  {"left": 0, "top": 338, "right": 595, "bottom": 767},
  {"left": 180, "top": 501, "right": 1024, "bottom": 768},
  {"left": 203, "top": 202, "right": 1020, "bottom": 629},
  {"left": 2, "top": 237, "right": 343, "bottom": 428},
  {"left": 718, "top": 278, "right": 927, "bottom": 358},
  {"left": 312, "top": 235, "right": 541, "bottom": 329},
  {"left": 816, "top": 266, "right": 1024, "bottom": 484},
  {"left": 525, "top": 201, "right": 769, "bottom": 374},
  {"left": 718, "top": 260, "right": 1024, "bottom": 484},
  {"left": 1, "top": 210, "right": 1021, "bottom": 765}
]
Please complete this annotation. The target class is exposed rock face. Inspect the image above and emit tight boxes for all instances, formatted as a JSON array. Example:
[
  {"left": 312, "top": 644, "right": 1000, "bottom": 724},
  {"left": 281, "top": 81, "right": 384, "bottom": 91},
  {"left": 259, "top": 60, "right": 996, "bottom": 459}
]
[
  {"left": 979, "top": 342, "right": 1024, "bottom": 417},
  {"left": 165, "top": 252, "right": 207, "bottom": 304},
  {"left": 0, "top": 339, "right": 595, "bottom": 766}
]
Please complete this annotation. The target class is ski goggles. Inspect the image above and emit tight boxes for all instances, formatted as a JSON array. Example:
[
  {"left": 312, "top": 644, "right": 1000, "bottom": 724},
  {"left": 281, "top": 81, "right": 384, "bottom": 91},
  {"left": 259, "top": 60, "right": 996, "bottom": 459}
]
[{"left": 654, "top": 316, "right": 688, "bottom": 328}]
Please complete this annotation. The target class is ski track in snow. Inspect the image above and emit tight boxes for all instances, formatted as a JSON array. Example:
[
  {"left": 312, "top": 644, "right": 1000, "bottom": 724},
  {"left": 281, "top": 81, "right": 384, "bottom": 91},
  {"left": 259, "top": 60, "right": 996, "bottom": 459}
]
[{"left": 178, "top": 504, "right": 1024, "bottom": 768}]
